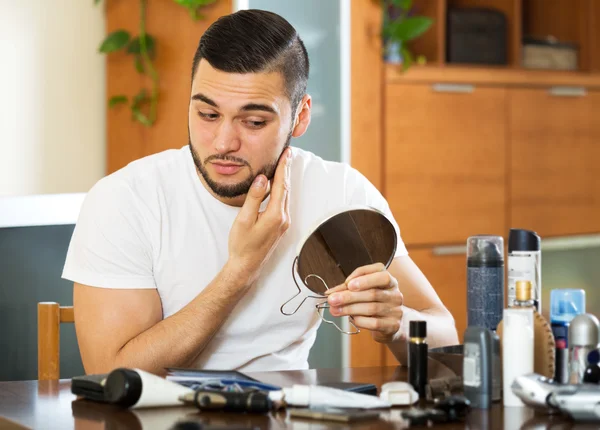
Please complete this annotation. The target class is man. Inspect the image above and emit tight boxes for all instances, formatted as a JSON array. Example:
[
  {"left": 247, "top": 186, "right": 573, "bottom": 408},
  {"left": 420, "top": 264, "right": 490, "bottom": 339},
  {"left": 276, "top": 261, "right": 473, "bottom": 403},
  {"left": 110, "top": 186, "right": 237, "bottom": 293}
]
[{"left": 63, "top": 9, "right": 458, "bottom": 376}]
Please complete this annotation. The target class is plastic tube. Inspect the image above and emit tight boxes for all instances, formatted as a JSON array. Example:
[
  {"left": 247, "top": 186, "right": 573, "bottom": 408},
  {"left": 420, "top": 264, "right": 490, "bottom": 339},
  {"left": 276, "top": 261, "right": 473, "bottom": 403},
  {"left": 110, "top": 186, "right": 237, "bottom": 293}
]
[{"left": 271, "top": 385, "right": 391, "bottom": 409}]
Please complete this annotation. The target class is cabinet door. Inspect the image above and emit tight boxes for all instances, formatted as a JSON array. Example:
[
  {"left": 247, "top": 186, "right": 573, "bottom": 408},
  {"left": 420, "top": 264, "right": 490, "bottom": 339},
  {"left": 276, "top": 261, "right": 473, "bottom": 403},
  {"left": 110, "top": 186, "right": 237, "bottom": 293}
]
[
  {"left": 509, "top": 88, "right": 600, "bottom": 237},
  {"left": 384, "top": 246, "right": 467, "bottom": 367},
  {"left": 384, "top": 84, "right": 507, "bottom": 246}
]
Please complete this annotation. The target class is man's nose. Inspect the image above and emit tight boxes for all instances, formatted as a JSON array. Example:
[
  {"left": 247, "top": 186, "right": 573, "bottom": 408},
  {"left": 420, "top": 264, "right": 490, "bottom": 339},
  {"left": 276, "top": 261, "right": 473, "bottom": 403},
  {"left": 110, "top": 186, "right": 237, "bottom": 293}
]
[{"left": 214, "top": 121, "right": 241, "bottom": 154}]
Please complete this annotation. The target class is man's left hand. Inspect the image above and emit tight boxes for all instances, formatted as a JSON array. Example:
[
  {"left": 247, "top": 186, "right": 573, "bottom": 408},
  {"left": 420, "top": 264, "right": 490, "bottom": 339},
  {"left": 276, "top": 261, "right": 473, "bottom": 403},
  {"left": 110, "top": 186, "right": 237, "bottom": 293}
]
[{"left": 325, "top": 263, "right": 404, "bottom": 343}]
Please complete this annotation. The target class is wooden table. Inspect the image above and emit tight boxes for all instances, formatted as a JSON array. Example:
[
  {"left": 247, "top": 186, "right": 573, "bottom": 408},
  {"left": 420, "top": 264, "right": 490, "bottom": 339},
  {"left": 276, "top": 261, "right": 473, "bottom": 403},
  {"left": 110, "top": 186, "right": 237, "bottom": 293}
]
[{"left": 0, "top": 363, "right": 589, "bottom": 429}]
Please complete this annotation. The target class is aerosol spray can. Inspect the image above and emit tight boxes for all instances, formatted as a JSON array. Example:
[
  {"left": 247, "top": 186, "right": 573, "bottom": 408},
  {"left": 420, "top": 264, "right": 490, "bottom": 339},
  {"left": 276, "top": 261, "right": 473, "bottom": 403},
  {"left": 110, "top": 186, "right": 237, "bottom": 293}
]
[
  {"left": 508, "top": 229, "right": 541, "bottom": 312},
  {"left": 467, "top": 235, "right": 504, "bottom": 331}
]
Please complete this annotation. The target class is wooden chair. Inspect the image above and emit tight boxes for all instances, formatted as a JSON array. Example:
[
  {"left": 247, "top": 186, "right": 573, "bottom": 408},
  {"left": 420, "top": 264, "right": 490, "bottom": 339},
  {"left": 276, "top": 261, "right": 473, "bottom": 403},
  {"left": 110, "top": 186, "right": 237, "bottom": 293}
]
[{"left": 38, "top": 302, "right": 75, "bottom": 380}]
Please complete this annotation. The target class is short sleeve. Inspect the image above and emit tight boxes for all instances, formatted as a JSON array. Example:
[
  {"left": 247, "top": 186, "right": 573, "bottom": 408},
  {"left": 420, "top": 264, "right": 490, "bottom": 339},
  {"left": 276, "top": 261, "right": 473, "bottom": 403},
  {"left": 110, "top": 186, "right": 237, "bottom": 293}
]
[
  {"left": 346, "top": 168, "right": 408, "bottom": 258},
  {"left": 62, "top": 176, "right": 156, "bottom": 289}
]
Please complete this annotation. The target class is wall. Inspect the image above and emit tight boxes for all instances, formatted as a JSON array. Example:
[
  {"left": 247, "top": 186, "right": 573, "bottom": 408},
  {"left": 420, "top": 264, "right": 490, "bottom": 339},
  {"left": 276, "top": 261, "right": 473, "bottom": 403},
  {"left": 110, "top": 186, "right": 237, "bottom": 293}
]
[{"left": 0, "top": 0, "right": 106, "bottom": 196}]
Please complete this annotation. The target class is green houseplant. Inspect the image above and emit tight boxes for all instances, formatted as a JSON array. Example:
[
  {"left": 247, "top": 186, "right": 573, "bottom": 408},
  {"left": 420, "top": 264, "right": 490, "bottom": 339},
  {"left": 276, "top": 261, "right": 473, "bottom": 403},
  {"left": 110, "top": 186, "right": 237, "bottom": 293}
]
[
  {"left": 95, "top": 0, "right": 217, "bottom": 127},
  {"left": 381, "top": 0, "right": 433, "bottom": 70}
]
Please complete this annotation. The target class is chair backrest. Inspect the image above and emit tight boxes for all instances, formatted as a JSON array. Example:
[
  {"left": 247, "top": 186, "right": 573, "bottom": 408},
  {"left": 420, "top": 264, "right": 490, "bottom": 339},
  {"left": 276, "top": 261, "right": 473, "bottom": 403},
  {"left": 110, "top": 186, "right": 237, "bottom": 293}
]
[{"left": 38, "top": 302, "right": 75, "bottom": 380}]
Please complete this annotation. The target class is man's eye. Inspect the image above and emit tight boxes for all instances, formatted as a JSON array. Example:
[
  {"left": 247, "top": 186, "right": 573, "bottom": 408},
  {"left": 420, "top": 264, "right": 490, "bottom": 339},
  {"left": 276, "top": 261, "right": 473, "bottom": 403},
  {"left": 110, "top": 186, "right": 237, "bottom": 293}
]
[
  {"left": 198, "top": 112, "right": 218, "bottom": 120},
  {"left": 245, "top": 120, "right": 266, "bottom": 129}
]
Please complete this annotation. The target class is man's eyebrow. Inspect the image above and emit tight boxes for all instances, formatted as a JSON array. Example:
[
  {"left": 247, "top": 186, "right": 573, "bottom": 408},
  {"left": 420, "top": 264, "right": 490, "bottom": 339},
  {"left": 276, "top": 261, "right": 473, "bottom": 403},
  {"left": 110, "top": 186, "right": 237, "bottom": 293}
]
[
  {"left": 240, "top": 103, "right": 277, "bottom": 115},
  {"left": 191, "top": 93, "right": 218, "bottom": 107}
]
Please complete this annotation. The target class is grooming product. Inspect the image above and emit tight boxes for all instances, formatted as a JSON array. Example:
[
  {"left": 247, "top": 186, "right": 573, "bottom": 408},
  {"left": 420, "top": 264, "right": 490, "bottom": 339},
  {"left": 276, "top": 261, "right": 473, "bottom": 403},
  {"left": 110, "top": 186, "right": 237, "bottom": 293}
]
[
  {"left": 582, "top": 350, "right": 600, "bottom": 384},
  {"left": 507, "top": 229, "right": 541, "bottom": 311},
  {"left": 550, "top": 289, "right": 585, "bottom": 383},
  {"left": 103, "top": 368, "right": 193, "bottom": 409},
  {"left": 408, "top": 320, "right": 428, "bottom": 399},
  {"left": 491, "top": 331, "right": 502, "bottom": 402},
  {"left": 568, "top": 314, "right": 600, "bottom": 384},
  {"left": 497, "top": 280, "right": 555, "bottom": 378},
  {"left": 380, "top": 382, "right": 418, "bottom": 405},
  {"left": 501, "top": 307, "right": 534, "bottom": 406},
  {"left": 178, "top": 390, "right": 272, "bottom": 413},
  {"left": 269, "top": 385, "right": 390, "bottom": 409},
  {"left": 425, "top": 376, "right": 463, "bottom": 402},
  {"left": 511, "top": 373, "right": 561, "bottom": 412},
  {"left": 463, "top": 327, "right": 494, "bottom": 408},
  {"left": 548, "top": 384, "right": 600, "bottom": 421},
  {"left": 466, "top": 235, "right": 504, "bottom": 331}
]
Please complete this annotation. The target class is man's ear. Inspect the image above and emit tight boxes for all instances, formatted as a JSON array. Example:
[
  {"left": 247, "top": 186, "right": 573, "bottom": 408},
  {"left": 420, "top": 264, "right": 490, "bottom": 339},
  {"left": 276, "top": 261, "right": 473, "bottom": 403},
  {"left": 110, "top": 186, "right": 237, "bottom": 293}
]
[{"left": 291, "top": 95, "right": 312, "bottom": 138}]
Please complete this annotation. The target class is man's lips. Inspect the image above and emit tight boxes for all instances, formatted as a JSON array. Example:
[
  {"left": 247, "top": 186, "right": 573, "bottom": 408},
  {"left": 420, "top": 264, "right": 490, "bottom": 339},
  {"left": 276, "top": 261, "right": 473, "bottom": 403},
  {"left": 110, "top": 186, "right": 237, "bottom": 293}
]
[{"left": 210, "top": 162, "right": 244, "bottom": 175}]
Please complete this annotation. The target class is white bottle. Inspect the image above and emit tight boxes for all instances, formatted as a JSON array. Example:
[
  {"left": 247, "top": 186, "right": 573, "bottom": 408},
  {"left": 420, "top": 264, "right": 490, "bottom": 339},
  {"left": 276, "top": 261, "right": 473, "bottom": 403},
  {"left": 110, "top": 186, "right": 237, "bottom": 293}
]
[{"left": 502, "top": 308, "right": 534, "bottom": 407}]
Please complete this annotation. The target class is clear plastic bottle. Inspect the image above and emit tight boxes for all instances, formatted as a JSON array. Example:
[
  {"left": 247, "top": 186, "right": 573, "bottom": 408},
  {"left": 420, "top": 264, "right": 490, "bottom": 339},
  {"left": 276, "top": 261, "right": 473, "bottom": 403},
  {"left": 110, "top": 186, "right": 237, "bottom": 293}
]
[{"left": 550, "top": 289, "right": 585, "bottom": 383}]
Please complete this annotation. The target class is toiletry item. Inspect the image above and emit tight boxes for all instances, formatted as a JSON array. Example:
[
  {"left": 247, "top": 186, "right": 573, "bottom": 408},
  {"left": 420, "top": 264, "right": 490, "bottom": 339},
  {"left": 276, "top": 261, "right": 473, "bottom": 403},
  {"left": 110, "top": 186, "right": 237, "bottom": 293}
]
[
  {"left": 408, "top": 320, "right": 428, "bottom": 399},
  {"left": 507, "top": 229, "right": 541, "bottom": 311},
  {"left": 497, "top": 280, "right": 556, "bottom": 378},
  {"left": 463, "top": 327, "right": 494, "bottom": 408},
  {"left": 582, "top": 350, "right": 600, "bottom": 384},
  {"left": 466, "top": 235, "right": 504, "bottom": 331},
  {"left": 103, "top": 368, "right": 194, "bottom": 409},
  {"left": 491, "top": 331, "right": 502, "bottom": 402},
  {"left": 179, "top": 390, "right": 272, "bottom": 413},
  {"left": 268, "top": 385, "right": 391, "bottom": 409},
  {"left": 550, "top": 289, "right": 586, "bottom": 383},
  {"left": 568, "top": 313, "right": 600, "bottom": 384},
  {"left": 502, "top": 308, "right": 534, "bottom": 407}
]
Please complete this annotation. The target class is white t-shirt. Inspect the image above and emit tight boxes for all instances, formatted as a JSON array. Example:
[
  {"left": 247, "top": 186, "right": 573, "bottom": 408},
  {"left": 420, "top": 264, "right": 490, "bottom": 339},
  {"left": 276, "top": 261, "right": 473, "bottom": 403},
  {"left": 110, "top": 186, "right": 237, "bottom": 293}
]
[{"left": 62, "top": 145, "right": 408, "bottom": 371}]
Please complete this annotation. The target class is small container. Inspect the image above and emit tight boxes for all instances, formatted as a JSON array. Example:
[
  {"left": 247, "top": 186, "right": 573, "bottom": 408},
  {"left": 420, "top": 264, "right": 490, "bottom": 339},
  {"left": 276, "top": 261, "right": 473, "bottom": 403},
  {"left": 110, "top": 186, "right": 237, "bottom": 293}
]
[
  {"left": 408, "top": 320, "right": 428, "bottom": 399},
  {"left": 550, "top": 289, "right": 585, "bottom": 383},
  {"left": 507, "top": 229, "right": 541, "bottom": 311},
  {"left": 568, "top": 314, "right": 600, "bottom": 384},
  {"left": 502, "top": 308, "right": 534, "bottom": 407},
  {"left": 463, "top": 327, "right": 494, "bottom": 409},
  {"left": 467, "top": 235, "right": 505, "bottom": 331},
  {"left": 583, "top": 350, "right": 600, "bottom": 384}
]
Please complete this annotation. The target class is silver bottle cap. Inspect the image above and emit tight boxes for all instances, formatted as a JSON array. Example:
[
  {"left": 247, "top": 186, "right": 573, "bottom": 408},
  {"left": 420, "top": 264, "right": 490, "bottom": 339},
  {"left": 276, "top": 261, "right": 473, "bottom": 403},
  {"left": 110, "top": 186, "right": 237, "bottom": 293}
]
[{"left": 569, "top": 314, "right": 600, "bottom": 347}]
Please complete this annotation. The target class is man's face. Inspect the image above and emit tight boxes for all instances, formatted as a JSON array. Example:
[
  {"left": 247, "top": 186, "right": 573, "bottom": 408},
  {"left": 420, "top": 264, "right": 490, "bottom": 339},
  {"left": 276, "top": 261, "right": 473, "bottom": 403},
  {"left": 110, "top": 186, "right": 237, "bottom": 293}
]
[{"left": 189, "top": 60, "right": 295, "bottom": 201}]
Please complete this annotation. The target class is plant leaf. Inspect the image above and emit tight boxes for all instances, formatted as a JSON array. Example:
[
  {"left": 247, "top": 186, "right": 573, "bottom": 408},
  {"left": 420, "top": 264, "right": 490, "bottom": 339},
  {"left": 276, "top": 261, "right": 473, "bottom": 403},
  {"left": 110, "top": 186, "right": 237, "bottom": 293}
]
[
  {"left": 401, "top": 46, "right": 414, "bottom": 71},
  {"left": 127, "top": 35, "right": 156, "bottom": 57},
  {"left": 391, "top": 0, "right": 412, "bottom": 9},
  {"left": 391, "top": 16, "right": 433, "bottom": 42},
  {"left": 134, "top": 55, "right": 145, "bottom": 74},
  {"left": 132, "top": 88, "right": 150, "bottom": 108},
  {"left": 131, "top": 107, "right": 153, "bottom": 126},
  {"left": 94, "top": 0, "right": 102, "bottom": 4},
  {"left": 99, "top": 30, "right": 131, "bottom": 53},
  {"left": 108, "top": 95, "right": 128, "bottom": 108},
  {"left": 173, "top": 0, "right": 217, "bottom": 21}
]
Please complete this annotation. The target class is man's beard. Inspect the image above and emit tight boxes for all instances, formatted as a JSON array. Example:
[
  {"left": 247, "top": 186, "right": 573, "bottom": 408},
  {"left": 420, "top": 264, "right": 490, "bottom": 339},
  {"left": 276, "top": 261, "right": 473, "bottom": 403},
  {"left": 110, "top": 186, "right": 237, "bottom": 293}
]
[{"left": 189, "top": 132, "right": 292, "bottom": 199}]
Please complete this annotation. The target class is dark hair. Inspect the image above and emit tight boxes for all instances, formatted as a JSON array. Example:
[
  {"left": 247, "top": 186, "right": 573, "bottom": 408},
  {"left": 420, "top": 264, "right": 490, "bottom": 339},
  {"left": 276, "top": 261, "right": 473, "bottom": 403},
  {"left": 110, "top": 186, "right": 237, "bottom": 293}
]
[{"left": 191, "top": 9, "right": 309, "bottom": 114}]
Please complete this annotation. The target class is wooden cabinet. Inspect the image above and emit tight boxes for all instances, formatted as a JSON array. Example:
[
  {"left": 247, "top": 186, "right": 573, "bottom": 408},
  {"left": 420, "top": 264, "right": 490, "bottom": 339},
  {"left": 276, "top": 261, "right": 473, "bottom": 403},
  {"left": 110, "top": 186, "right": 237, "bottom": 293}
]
[
  {"left": 384, "top": 246, "right": 467, "bottom": 366},
  {"left": 509, "top": 88, "right": 600, "bottom": 237},
  {"left": 384, "top": 84, "right": 507, "bottom": 246}
]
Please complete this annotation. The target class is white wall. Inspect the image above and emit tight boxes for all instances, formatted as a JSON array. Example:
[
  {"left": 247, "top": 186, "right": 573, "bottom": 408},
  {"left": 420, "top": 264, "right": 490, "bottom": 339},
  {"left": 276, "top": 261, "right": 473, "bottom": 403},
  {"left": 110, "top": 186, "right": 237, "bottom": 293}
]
[{"left": 0, "top": 0, "right": 106, "bottom": 196}]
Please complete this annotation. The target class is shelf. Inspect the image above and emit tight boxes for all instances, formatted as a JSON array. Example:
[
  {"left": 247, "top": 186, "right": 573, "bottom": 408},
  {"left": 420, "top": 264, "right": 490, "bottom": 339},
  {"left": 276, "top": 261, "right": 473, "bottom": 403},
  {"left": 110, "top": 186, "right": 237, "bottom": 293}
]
[{"left": 386, "top": 64, "right": 600, "bottom": 88}]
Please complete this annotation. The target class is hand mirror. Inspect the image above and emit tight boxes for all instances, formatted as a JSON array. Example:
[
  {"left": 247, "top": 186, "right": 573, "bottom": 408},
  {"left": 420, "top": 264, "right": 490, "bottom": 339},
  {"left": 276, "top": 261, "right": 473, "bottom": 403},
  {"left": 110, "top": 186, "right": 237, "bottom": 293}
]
[{"left": 281, "top": 205, "right": 398, "bottom": 334}]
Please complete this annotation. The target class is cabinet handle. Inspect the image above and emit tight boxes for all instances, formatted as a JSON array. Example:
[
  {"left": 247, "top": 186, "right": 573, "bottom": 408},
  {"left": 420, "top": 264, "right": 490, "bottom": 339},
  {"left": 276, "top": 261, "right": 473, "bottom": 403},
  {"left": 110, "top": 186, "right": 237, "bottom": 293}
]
[
  {"left": 429, "top": 234, "right": 600, "bottom": 256},
  {"left": 541, "top": 234, "right": 600, "bottom": 251},
  {"left": 432, "top": 245, "right": 467, "bottom": 256},
  {"left": 432, "top": 83, "right": 475, "bottom": 94},
  {"left": 549, "top": 86, "right": 587, "bottom": 97}
]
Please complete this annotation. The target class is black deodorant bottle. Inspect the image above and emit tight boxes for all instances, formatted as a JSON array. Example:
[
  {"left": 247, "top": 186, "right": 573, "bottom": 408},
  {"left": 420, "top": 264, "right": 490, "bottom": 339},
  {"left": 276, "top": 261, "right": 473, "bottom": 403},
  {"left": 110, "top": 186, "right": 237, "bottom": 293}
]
[
  {"left": 408, "top": 320, "right": 428, "bottom": 399},
  {"left": 467, "top": 235, "right": 504, "bottom": 331}
]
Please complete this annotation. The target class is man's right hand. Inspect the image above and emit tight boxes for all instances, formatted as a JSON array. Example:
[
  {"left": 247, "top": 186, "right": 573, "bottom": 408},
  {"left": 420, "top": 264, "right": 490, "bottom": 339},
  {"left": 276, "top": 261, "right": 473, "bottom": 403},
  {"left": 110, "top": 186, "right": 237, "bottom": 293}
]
[{"left": 228, "top": 147, "right": 293, "bottom": 285}]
